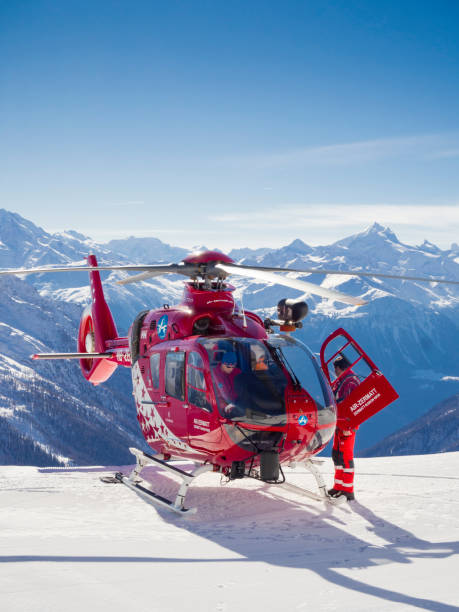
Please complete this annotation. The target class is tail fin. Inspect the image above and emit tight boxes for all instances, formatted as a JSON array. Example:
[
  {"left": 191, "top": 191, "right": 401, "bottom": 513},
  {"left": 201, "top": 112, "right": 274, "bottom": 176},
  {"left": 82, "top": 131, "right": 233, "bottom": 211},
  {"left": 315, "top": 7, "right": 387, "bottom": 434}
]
[{"left": 77, "top": 255, "right": 119, "bottom": 384}]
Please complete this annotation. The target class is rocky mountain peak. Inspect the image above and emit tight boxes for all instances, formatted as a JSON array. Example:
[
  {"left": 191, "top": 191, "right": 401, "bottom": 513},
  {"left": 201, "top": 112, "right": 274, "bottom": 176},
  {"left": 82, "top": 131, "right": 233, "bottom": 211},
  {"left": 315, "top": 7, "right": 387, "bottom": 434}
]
[
  {"left": 418, "top": 239, "right": 441, "bottom": 254},
  {"left": 362, "top": 222, "right": 400, "bottom": 243},
  {"left": 284, "top": 238, "right": 312, "bottom": 254}
]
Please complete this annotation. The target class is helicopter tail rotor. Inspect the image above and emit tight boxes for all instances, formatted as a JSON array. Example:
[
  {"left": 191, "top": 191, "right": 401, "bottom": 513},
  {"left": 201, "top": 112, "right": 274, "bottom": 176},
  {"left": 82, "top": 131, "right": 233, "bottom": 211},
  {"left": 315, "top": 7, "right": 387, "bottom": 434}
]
[{"left": 77, "top": 255, "right": 120, "bottom": 384}]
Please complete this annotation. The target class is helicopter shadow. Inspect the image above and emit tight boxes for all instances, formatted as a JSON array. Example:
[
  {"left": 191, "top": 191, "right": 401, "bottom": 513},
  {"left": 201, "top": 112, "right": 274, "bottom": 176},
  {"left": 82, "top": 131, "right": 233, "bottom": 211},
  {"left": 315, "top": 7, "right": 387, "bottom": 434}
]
[{"left": 139, "top": 467, "right": 459, "bottom": 612}]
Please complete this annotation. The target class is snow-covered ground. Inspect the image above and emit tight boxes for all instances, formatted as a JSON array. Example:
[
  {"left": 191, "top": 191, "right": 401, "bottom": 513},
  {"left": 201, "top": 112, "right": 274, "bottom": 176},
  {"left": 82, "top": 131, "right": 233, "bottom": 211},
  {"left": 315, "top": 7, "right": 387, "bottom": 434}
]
[{"left": 1, "top": 453, "right": 458, "bottom": 611}]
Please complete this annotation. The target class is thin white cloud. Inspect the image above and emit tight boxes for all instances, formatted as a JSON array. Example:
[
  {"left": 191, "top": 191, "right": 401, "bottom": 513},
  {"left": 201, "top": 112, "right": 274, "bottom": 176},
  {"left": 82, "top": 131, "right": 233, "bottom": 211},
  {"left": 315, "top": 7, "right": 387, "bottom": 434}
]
[
  {"left": 82, "top": 228, "right": 190, "bottom": 238},
  {"left": 209, "top": 204, "right": 459, "bottom": 249},
  {"left": 210, "top": 204, "right": 459, "bottom": 229},
  {"left": 223, "top": 132, "right": 459, "bottom": 168},
  {"left": 65, "top": 203, "right": 458, "bottom": 252},
  {"left": 427, "top": 148, "right": 459, "bottom": 160},
  {"left": 105, "top": 200, "right": 146, "bottom": 208},
  {"left": 86, "top": 204, "right": 458, "bottom": 246}
]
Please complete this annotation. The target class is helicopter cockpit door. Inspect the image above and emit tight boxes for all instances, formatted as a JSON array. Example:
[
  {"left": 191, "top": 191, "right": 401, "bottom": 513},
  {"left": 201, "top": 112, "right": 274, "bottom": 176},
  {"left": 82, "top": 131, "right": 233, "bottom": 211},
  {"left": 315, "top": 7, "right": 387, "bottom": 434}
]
[
  {"left": 320, "top": 327, "right": 399, "bottom": 429},
  {"left": 185, "top": 350, "right": 223, "bottom": 451}
]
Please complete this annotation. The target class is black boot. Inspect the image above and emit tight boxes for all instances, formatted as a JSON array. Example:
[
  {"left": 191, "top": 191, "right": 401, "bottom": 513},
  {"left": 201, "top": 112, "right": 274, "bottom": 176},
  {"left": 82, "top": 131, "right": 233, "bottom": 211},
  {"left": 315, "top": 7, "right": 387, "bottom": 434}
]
[{"left": 328, "top": 488, "right": 355, "bottom": 501}]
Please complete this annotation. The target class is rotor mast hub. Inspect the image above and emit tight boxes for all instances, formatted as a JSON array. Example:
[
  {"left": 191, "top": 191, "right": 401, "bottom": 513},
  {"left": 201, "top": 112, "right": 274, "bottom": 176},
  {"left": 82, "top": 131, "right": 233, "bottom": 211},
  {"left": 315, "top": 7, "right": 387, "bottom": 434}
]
[
  {"left": 182, "top": 250, "right": 235, "bottom": 286},
  {"left": 182, "top": 281, "right": 235, "bottom": 313}
]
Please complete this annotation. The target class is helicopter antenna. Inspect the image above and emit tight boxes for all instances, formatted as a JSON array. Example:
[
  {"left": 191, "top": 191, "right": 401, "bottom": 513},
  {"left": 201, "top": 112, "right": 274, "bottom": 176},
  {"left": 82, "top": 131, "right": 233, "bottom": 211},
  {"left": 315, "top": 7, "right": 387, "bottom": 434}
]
[{"left": 240, "top": 290, "right": 248, "bottom": 328}]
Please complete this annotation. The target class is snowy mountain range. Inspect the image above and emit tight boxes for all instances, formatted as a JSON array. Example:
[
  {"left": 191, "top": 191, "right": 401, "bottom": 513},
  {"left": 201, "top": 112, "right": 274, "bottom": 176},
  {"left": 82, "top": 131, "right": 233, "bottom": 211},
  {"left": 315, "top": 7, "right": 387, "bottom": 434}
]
[
  {"left": 0, "top": 208, "right": 458, "bottom": 464},
  {"left": 0, "top": 272, "right": 147, "bottom": 466},
  {"left": 361, "top": 392, "right": 459, "bottom": 456}
]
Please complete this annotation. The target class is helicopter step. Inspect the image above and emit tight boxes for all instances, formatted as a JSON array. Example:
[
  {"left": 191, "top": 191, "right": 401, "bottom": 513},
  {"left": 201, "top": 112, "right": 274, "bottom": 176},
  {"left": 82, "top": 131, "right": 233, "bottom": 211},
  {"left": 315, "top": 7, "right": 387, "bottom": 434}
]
[{"left": 102, "top": 447, "right": 213, "bottom": 515}]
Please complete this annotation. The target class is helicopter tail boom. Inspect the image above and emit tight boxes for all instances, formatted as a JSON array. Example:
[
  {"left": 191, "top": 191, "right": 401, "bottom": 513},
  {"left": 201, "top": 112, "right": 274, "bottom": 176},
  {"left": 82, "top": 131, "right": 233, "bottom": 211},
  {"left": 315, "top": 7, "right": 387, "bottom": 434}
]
[{"left": 32, "top": 352, "right": 112, "bottom": 360}]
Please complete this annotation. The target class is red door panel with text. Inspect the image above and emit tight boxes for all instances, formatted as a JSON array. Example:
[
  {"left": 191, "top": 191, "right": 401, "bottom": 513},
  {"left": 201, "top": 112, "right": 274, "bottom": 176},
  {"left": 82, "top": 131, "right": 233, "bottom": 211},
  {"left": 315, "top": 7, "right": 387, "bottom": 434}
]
[{"left": 320, "top": 328, "right": 399, "bottom": 429}]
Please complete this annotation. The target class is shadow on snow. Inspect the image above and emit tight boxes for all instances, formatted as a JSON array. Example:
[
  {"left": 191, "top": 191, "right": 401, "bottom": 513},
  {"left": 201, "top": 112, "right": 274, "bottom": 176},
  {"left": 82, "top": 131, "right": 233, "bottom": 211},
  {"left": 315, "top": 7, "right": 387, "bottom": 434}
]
[{"left": 5, "top": 466, "right": 459, "bottom": 612}]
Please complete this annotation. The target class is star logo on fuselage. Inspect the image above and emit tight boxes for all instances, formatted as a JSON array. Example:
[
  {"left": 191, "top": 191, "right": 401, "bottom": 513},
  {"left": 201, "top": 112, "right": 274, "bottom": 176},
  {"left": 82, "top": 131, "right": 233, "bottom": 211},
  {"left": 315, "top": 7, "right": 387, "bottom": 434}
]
[{"left": 157, "top": 315, "right": 168, "bottom": 339}]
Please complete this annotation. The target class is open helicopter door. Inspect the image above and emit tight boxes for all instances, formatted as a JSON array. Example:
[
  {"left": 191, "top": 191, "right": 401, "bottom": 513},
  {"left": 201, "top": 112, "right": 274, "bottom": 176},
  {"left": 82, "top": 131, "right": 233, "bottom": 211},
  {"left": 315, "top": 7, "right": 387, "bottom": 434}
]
[{"left": 320, "top": 328, "right": 398, "bottom": 429}]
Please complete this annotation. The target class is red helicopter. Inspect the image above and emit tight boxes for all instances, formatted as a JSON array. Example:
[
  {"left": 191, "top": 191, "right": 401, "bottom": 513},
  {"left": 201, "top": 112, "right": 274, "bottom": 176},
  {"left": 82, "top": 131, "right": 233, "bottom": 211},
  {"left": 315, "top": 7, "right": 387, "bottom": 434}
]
[{"left": 1, "top": 250, "right": 457, "bottom": 514}]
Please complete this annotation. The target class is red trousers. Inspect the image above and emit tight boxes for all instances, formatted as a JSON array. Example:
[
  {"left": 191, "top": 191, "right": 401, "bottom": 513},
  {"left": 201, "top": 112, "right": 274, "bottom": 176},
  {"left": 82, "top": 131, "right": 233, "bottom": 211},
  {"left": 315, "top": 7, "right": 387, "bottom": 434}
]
[{"left": 332, "top": 429, "right": 356, "bottom": 493}]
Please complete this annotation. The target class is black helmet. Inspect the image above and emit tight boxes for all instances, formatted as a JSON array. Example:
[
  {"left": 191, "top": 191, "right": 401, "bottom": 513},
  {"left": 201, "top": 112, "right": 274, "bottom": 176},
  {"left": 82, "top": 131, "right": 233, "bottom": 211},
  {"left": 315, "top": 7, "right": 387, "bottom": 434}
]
[{"left": 333, "top": 354, "right": 351, "bottom": 370}]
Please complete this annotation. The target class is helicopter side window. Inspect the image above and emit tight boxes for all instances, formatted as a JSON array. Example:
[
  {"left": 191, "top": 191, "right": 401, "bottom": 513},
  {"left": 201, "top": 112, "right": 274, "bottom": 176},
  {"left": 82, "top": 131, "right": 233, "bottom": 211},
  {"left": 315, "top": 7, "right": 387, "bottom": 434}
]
[
  {"left": 150, "top": 353, "right": 160, "bottom": 389},
  {"left": 165, "top": 352, "right": 185, "bottom": 401},
  {"left": 186, "top": 351, "right": 211, "bottom": 412}
]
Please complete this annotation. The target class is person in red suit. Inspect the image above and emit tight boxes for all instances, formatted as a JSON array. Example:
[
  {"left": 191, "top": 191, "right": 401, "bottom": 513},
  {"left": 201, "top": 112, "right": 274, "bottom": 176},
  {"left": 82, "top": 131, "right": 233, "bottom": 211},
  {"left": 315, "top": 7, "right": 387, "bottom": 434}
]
[
  {"left": 328, "top": 354, "right": 360, "bottom": 501},
  {"left": 212, "top": 351, "right": 241, "bottom": 416}
]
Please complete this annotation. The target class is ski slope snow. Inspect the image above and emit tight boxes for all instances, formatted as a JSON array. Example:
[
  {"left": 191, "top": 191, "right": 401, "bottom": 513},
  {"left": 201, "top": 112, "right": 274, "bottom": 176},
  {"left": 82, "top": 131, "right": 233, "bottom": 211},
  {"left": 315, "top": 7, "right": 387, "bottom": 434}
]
[{"left": 1, "top": 452, "right": 458, "bottom": 611}]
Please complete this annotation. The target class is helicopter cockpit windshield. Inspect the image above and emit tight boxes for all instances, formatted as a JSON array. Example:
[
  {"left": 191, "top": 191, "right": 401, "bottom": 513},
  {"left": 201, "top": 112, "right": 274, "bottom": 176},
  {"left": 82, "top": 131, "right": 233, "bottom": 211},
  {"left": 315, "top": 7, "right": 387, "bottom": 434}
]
[
  {"left": 200, "top": 337, "right": 288, "bottom": 426},
  {"left": 267, "top": 333, "right": 337, "bottom": 428},
  {"left": 200, "top": 335, "right": 336, "bottom": 435}
]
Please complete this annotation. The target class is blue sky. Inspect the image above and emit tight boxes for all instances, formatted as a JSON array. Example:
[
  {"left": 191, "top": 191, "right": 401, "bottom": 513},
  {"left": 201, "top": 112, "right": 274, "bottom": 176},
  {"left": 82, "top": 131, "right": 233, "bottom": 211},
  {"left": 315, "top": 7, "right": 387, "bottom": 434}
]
[{"left": 1, "top": 0, "right": 458, "bottom": 251}]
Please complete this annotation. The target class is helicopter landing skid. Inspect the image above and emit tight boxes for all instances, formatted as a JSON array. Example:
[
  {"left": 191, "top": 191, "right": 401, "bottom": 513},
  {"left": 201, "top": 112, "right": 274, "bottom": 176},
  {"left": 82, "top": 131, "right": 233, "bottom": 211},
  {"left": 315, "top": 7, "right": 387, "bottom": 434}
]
[
  {"left": 109, "top": 447, "right": 213, "bottom": 515},
  {"left": 284, "top": 459, "right": 347, "bottom": 506}
]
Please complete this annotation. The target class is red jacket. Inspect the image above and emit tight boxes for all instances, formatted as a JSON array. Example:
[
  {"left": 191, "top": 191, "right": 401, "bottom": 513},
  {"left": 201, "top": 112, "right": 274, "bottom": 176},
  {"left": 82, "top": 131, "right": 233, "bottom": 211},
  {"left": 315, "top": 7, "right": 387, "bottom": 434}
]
[
  {"left": 333, "top": 370, "right": 360, "bottom": 404},
  {"left": 333, "top": 370, "right": 360, "bottom": 433},
  {"left": 213, "top": 366, "right": 241, "bottom": 405}
]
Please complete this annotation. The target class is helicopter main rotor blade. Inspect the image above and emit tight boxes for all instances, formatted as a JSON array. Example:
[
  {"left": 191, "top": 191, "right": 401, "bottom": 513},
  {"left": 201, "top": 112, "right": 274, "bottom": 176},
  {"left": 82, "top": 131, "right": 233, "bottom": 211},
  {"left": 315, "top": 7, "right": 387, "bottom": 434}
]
[
  {"left": 116, "top": 271, "right": 164, "bottom": 285},
  {"left": 215, "top": 263, "right": 366, "bottom": 306},
  {"left": 0, "top": 263, "right": 190, "bottom": 278},
  {"left": 115, "top": 263, "right": 198, "bottom": 285},
  {"left": 230, "top": 263, "right": 459, "bottom": 286}
]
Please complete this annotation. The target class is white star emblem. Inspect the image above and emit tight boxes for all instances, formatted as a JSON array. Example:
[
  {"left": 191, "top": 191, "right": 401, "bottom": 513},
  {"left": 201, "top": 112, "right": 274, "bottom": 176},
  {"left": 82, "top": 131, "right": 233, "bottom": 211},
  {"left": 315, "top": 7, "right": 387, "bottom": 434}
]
[{"left": 158, "top": 318, "right": 167, "bottom": 337}]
